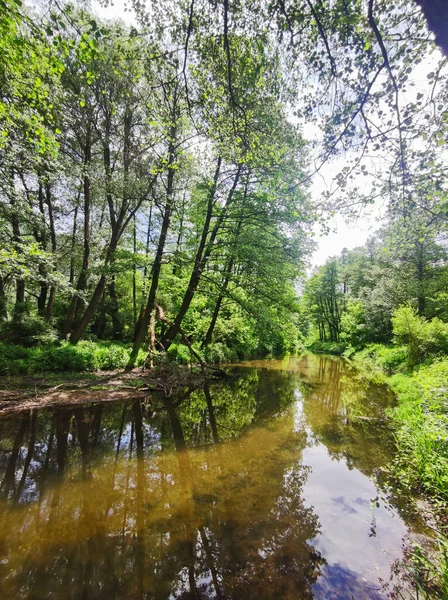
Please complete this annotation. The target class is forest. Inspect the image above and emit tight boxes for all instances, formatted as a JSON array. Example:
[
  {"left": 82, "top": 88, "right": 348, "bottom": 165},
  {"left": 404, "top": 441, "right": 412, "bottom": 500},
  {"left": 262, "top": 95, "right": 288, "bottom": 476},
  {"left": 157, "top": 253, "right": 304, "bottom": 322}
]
[
  {"left": 0, "top": 0, "right": 315, "bottom": 370},
  {"left": 0, "top": 0, "right": 446, "bottom": 368},
  {"left": 0, "top": 0, "right": 448, "bottom": 597}
]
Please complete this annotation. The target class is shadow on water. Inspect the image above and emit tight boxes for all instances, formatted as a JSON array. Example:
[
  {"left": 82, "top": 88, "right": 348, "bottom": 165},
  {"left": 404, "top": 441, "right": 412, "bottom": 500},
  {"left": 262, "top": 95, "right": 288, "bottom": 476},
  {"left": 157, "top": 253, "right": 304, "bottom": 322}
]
[{"left": 0, "top": 354, "right": 422, "bottom": 598}]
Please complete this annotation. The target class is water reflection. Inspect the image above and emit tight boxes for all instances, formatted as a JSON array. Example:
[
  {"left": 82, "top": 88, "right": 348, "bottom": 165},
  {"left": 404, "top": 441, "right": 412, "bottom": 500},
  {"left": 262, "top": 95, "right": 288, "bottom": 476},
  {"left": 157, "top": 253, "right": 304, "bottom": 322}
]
[{"left": 0, "top": 355, "right": 415, "bottom": 598}]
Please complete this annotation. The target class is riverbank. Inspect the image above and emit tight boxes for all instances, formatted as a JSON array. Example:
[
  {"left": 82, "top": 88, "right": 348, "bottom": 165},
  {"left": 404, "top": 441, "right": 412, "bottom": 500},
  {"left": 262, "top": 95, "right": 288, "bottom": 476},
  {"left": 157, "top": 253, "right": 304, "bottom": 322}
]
[
  {"left": 349, "top": 344, "right": 448, "bottom": 599},
  {"left": 350, "top": 346, "right": 448, "bottom": 508},
  {"left": 0, "top": 357, "right": 225, "bottom": 415},
  {"left": 0, "top": 340, "right": 147, "bottom": 375}
]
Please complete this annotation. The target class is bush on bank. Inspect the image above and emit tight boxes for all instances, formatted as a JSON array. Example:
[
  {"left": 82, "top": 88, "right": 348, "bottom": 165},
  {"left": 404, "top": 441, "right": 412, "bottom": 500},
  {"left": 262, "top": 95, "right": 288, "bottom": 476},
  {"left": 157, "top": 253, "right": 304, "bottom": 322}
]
[
  {"left": 351, "top": 307, "right": 448, "bottom": 504},
  {"left": 306, "top": 340, "right": 346, "bottom": 355},
  {"left": 388, "top": 360, "right": 448, "bottom": 503},
  {"left": 0, "top": 341, "right": 146, "bottom": 375}
]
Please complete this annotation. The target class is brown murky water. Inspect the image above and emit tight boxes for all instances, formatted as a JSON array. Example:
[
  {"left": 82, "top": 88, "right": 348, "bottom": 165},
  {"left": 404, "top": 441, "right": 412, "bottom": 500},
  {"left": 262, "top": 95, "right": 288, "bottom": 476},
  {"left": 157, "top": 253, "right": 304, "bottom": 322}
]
[{"left": 0, "top": 355, "right": 421, "bottom": 599}]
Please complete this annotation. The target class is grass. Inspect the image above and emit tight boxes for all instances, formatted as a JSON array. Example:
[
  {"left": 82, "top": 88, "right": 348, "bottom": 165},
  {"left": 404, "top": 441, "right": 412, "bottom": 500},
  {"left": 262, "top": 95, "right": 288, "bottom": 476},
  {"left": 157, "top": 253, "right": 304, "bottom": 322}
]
[
  {"left": 389, "top": 535, "right": 448, "bottom": 600},
  {"left": 306, "top": 340, "right": 347, "bottom": 355},
  {"left": 388, "top": 360, "right": 448, "bottom": 504},
  {"left": 0, "top": 341, "right": 147, "bottom": 375}
]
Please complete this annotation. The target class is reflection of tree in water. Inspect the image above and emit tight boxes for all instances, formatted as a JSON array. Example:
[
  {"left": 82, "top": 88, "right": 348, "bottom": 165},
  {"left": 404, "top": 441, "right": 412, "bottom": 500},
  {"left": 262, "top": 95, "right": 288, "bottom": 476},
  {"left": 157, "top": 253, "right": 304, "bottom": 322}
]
[
  {"left": 297, "top": 355, "right": 396, "bottom": 477},
  {"left": 0, "top": 375, "right": 323, "bottom": 599},
  {"left": 155, "top": 394, "right": 323, "bottom": 600},
  {"left": 173, "top": 368, "right": 301, "bottom": 447}
]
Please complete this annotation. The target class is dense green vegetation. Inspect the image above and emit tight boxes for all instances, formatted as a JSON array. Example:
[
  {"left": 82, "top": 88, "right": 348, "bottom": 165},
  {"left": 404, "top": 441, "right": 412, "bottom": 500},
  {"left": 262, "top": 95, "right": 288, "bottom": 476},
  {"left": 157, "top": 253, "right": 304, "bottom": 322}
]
[
  {"left": 0, "top": 0, "right": 317, "bottom": 369},
  {"left": 301, "top": 216, "right": 448, "bottom": 352},
  {"left": 301, "top": 238, "right": 448, "bottom": 597}
]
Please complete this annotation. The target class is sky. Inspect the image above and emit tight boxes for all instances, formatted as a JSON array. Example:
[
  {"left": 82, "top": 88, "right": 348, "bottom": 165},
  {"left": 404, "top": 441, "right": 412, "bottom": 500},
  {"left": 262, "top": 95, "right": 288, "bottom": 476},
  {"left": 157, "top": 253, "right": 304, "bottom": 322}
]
[
  {"left": 305, "top": 145, "right": 382, "bottom": 268},
  {"left": 309, "top": 212, "right": 379, "bottom": 267}
]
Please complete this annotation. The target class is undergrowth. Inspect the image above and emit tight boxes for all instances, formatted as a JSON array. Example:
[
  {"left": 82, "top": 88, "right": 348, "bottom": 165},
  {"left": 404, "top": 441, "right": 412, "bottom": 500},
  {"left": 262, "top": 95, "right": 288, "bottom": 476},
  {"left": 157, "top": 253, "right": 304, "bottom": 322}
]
[
  {"left": 0, "top": 341, "right": 147, "bottom": 375},
  {"left": 350, "top": 308, "right": 448, "bottom": 597},
  {"left": 306, "top": 340, "right": 346, "bottom": 355},
  {"left": 388, "top": 360, "right": 448, "bottom": 505}
]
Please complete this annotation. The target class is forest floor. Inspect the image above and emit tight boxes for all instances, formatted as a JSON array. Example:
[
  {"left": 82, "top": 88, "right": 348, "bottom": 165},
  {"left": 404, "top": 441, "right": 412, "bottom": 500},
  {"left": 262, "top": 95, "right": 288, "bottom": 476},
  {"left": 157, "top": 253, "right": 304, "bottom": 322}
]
[{"left": 0, "top": 364, "right": 220, "bottom": 416}]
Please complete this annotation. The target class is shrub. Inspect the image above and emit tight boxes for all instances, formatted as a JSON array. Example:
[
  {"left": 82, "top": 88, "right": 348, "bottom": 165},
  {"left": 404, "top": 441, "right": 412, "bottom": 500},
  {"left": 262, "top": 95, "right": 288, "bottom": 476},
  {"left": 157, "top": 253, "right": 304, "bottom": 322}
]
[
  {"left": 0, "top": 316, "right": 57, "bottom": 347},
  {"left": 37, "top": 343, "right": 97, "bottom": 372},
  {"left": 306, "top": 340, "right": 346, "bottom": 355},
  {"left": 204, "top": 342, "right": 237, "bottom": 364},
  {"left": 340, "top": 299, "right": 369, "bottom": 347},
  {"left": 94, "top": 344, "right": 129, "bottom": 369},
  {"left": 167, "top": 343, "right": 193, "bottom": 364},
  {"left": 0, "top": 341, "right": 145, "bottom": 375},
  {"left": 374, "top": 345, "right": 408, "bottom": 373},
  {"left": 392, "top": 307, "right": 448, "bottom": 366},
  {"left": 0, "top": 343, "right": 32, "bottom": 375}
]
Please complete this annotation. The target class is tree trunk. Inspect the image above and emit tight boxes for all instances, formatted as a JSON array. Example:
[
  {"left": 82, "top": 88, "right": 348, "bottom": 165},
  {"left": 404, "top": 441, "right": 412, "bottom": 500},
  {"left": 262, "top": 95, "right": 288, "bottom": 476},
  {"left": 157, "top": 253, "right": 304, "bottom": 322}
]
[
  {"left": 92, "top": 289, "right": 106, "bottom": 339},
  {"left": 70, "top": 273, "right": 107, "bottom": 344},
  {"left": 133, "top": 215, "right": 137, "bottom": 330},
  {"left": 204, "top": 255, "right": 234, "bottom": 347},
  {"left": 64, "top": 128, "right": 92, "bottom": 337},
  {"left": 127, "top": 118, "right": 178, "bottom": 368},
  {"left": 127, "top": 178, "right": 174, "bottom": 367},
  {"left": 415, "top": 0, "right": 448, "bottom": 56},
  {"left": 142, "top": 205, "right": 152, "bottom": 302},
  {"left": 12, "top": 212, "right": 25, "bottom": 321},
  {"left": 69, "top": 193, "right": 80, "bottom": 286},
  {"left": 45, "top": 182, "right": 57, "bottom": 321},
  {"left": 9, "top": 164, "right": 26, "bottom": 321},
  {"left": 172, "top": 191, "right": 186, "bottom": 276},
  {"left": 36, "top": 180, "right": 48, "bottom": 316},
  {"left": 161, "top": 160, "right": 244, "bottom": 351},
  {"left": 0, "top": 277, "right": 7, "bottom": 321},
  {"left": 109, "top": 275, "right": 124, "bottom": 340}
]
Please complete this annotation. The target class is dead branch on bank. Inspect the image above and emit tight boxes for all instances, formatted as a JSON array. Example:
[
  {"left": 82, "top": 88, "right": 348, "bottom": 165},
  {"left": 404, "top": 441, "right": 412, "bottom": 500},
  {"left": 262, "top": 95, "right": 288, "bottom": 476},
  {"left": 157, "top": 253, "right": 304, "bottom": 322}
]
[{"left": 147, "top": 304, "right": 226, "bottom": 377}]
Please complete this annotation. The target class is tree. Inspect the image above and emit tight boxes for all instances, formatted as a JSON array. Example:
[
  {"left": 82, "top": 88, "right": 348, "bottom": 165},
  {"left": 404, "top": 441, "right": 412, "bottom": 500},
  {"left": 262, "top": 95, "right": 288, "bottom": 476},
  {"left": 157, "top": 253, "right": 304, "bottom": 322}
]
[{"left": 304, "top": 260, "right": 345, "bottom": 343}]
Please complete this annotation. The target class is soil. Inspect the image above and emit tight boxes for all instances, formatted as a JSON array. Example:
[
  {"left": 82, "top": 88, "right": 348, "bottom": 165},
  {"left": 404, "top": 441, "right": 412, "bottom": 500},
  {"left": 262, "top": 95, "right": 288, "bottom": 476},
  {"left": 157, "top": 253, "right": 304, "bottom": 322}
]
[{"left": 0, "top": 365, "right": 221, "bottom": 415}]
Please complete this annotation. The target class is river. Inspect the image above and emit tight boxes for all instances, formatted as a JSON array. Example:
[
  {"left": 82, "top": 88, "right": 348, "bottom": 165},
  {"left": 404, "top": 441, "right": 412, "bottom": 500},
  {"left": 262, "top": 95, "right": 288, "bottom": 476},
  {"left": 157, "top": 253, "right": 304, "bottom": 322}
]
[{"left": 0, "top": 354, "right": 426, "bottom": 599}]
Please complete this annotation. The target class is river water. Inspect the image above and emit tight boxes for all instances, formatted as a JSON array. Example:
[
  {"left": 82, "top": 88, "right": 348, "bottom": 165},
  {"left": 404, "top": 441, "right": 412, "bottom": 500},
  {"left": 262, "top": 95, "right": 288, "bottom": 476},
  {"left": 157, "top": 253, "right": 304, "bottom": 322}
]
[{"left": 0, "top": 354, "right": 424, "bottom": 599}]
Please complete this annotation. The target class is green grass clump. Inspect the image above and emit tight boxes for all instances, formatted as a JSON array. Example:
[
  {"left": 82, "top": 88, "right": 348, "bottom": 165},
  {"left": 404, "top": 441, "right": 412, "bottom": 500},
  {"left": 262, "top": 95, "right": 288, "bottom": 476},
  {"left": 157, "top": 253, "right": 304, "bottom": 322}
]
[
  {"left": 167, "top": 343, "right": 193, "bottom": 364},
  {"left": 352, "top": 344, "right": 408, "bottom": 379},
  {"left": 0, "top": 341, "right": 146, "bottom": 375},
  {"left": 306, "top": 340, "right": 346, "bottom": 355},
  {"left": 388, "top": 358, "right": 448, "bottom": 503},
  {"left": 392, "top": 535, "right": 448, "bottom": 600}
]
